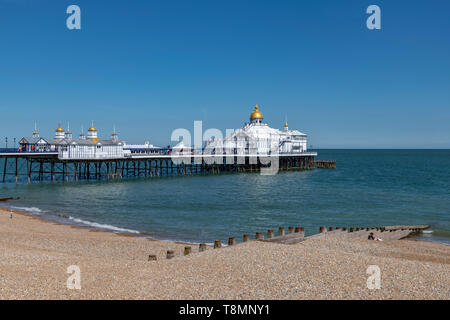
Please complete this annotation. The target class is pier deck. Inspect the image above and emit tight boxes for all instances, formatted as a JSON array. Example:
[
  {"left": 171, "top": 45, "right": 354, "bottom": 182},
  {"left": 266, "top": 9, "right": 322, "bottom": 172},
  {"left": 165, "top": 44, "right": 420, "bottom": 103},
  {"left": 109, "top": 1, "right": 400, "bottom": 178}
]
[{"left": 0, "top": 152, "right": 328, "bottom": 183}]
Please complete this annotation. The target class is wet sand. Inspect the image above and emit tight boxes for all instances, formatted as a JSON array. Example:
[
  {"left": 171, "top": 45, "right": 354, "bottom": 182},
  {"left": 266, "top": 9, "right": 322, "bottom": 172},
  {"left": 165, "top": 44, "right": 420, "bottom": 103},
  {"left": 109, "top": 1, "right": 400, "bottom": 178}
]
[{"left": 0, "top": 208, "right": 449, "bottom": 299}]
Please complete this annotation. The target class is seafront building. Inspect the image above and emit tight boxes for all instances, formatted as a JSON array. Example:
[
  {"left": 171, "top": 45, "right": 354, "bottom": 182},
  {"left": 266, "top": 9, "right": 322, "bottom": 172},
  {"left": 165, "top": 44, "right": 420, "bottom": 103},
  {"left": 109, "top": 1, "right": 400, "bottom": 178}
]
[
  {"left": 204, "top": 105, "right": 308, "bottom": 155},
  {"left": 18, "top": 122, "right": 154, "bottom": 160}
]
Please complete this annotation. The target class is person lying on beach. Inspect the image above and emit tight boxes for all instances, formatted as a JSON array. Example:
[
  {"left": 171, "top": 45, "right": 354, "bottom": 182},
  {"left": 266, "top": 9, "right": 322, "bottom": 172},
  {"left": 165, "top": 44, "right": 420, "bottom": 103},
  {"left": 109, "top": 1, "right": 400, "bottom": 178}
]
[{"left": 368, "top": 232, "right": 383, "bottom": 241}]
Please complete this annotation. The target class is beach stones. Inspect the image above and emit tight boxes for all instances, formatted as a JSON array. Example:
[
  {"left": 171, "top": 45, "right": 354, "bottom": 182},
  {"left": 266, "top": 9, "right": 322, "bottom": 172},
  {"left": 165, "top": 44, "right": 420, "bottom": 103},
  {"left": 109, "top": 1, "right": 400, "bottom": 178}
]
[{"left": 166, "top": 250, "right": 175, "bottom": 259}]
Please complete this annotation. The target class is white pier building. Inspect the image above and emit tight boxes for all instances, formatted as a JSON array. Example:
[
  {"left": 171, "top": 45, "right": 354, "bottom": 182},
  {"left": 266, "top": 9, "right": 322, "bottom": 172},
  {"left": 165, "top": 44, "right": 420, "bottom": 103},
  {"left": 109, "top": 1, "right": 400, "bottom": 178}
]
[{"left": 204, "top": 105, "right": 308, "bottom": 155}]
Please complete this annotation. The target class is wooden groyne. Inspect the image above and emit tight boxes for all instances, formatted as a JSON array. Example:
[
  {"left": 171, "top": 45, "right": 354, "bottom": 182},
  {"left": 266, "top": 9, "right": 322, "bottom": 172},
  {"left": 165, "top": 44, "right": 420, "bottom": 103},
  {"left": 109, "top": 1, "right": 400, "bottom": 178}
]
[{"left": 148, "top": 224, "right": 430, "bottom": 260}]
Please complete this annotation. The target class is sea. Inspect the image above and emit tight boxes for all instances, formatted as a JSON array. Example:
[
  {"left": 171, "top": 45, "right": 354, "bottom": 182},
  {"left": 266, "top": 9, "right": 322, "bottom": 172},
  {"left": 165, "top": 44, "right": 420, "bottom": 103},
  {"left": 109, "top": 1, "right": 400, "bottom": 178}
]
[{"left": 0, "top": 150, "right": 449, "bottom": 244}]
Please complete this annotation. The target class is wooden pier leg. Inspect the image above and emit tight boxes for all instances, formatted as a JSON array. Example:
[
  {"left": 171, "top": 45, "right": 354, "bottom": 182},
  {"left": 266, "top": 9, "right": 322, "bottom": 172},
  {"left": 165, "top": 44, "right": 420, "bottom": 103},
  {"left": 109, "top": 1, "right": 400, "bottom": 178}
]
[
  {"left": 51, "top": 161, "right": 55, "bottom": 182},
  {"left": 14, "top": 157, "right": 18, "bottom": 183},
  {"left": 2, "top": 157, "right": 8, "bottom": 183},
  {"left": 39, "top": 161, "right": 43, "bottom": 181},
  {"left": 27, "top": 160, "right": 31, "bottom": 183}
]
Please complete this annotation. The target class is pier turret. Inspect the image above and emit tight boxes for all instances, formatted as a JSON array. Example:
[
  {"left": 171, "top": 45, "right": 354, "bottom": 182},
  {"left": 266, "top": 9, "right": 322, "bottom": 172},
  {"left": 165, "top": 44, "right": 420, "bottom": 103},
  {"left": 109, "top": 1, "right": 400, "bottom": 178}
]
[
  {"left": 87, "top": 121, "right": 99, "bottom": 142},
  {"left": 79, "top": 125, "right": 86, "bottom": 140},
  {"left": 32, "top": 121, "right": 39, "bottom": 138},
  {"left": 55, "top": 122, "right": 65, "bottom": 139},
  {"left": 65, "top": 123, "right": 72, "bottom": 140},
  {"left": 111, "top": 125, "right": 118, "bottom": 142}
]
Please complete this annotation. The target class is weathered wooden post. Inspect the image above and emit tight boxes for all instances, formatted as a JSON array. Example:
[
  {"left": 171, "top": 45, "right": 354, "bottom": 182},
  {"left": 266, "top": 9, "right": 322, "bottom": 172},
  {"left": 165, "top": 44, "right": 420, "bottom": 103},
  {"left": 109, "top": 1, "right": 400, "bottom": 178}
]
[
  {"left": 356, "top": 227, "right": 360, "bottom": 231},
  {"left": 148, "top": 254, "right": 157, "bottom": 261},
  {"left": 214, "top": 240, "right": 222, "bottom": 248},
  {"left": 243, "top": 234, "right": 249, "bottom": 242},
  {"left": 184, "top": 246, "right": 191, "bottom": 255},
  {"left": 255, "top": 232, "right": 264, "bottom": 240},
  {"left": 349, "top": 227, "right": 354, "bottom": 232},
  {"left": 199, "top": 243, "right": 206, "bottom": 252},
  {"left": 278, "top": 227, "right": 285, "bottom": 236},
  {"left": 342, "top": 227, "right": 347, "bottom": 231},
  {"left": 228, "top": 237, "right": 235, "bottom": 246},
  {"left": 295, "top": 227, "right": 304, "bottom": 233},
  {"left": 267, "top": 230, "right": 274, "bottom": 239},
  {"left": 288, "top": 226, "right": 294, "bottom": 234},
  {"left": 319, "top": 226, "right": 327, "bottom": 233},
  {"left": 336, "top": 227, "right": 341, "bottom": 230},
  {"left": 166, "top": 250, "right": 175, "bottom": 259},
  {"left": 328, "top": 227, "right": 334, "bottom": 231}
]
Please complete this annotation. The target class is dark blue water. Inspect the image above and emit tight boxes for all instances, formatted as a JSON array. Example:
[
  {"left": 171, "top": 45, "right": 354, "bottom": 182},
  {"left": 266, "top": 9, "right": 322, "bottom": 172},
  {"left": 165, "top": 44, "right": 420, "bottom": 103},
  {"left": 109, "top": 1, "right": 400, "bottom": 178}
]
[{"left": 1, "top": 150, "right": 449, "bottom": 244}]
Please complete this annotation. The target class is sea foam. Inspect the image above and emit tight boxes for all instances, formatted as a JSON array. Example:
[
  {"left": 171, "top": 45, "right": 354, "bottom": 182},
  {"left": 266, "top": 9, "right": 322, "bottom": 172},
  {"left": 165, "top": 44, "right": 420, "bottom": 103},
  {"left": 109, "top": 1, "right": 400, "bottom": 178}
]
[{"left": 68, "top": 216, "right": 140, "bottom": 234}]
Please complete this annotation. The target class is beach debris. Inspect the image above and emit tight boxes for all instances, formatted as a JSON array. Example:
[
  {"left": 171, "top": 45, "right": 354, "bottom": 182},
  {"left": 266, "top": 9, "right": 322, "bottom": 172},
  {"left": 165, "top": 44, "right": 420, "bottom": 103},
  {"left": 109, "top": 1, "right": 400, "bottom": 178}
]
[{"left": 166, "top": 250, "right": 175, "bottom": 259}]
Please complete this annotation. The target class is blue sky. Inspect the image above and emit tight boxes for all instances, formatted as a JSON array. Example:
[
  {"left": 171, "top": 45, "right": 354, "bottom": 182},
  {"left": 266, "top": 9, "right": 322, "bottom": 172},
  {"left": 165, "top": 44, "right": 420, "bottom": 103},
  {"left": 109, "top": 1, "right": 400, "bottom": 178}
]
[{"left": 0, "top": 0, "right": 449, "bottom": 148}]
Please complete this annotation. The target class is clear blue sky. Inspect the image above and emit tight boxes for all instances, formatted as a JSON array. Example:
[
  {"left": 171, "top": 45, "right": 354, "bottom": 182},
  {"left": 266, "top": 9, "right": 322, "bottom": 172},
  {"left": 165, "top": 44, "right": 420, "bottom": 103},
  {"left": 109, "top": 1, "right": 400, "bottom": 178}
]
[{"left": 0, "top": 0, "right": 449, "bottom": 148}]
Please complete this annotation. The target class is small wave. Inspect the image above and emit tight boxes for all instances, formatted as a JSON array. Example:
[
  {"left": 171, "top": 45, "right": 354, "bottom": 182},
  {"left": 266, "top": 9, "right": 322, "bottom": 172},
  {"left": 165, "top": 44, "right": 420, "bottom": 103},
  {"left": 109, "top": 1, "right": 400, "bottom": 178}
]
[
  {"left": 67, "top": 216, "right": 140, "bottom": 234},
  {"left": 11, "top": 206, "right": 44, "bottom": 215},
  {"left": 422, "top": 230, "right": 433, "bottom": 234}
]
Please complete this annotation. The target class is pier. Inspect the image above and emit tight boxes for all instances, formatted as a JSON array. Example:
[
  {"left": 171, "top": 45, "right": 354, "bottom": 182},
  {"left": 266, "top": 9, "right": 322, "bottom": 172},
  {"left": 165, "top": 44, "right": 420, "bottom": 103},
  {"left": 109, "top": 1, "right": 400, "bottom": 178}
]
[{"left": 0, "top": 151, "right": 325, "bottom": 183}]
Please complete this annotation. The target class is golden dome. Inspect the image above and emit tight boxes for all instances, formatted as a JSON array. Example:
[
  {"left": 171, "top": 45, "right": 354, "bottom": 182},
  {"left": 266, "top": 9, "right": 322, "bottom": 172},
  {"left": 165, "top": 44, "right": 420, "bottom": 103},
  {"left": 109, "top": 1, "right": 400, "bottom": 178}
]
[
  {"left": 56, "top": 126, "right": 64, "bottom": 132},
  {"left": 88, "top": 126, "right": 97, "bottom": 132},
  {"left": 33, "top": 130, "right": 39, "bottom": 135},
  {"left": 250, "top": 104, "right": 263, "bottom": 120},
  {"left": 91, "top": 138, "right": 99, "bottom": 142},
  {"left": 284, "top": 122, "right": 288, "bottom": 127}
]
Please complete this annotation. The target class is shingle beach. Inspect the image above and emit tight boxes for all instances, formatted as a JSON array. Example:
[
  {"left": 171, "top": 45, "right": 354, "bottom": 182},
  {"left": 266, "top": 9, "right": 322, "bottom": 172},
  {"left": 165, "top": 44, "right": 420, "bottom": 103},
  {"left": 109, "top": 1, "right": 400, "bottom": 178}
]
[{"left": 0, "top": 208, "right": 448, "bottom": 299}]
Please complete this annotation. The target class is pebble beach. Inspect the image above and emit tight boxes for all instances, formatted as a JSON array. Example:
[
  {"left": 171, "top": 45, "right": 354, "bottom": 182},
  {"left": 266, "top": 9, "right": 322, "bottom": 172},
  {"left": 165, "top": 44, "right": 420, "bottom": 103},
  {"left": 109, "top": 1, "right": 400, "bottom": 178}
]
[{"left": 0, "top": 207, "right": 449, "bottom": 300}]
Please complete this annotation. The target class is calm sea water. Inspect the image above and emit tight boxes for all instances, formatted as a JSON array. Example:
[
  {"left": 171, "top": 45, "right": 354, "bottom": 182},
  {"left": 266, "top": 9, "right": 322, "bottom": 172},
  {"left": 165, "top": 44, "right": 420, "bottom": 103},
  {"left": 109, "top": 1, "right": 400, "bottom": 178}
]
[{"left": 1, "top": 150, "right": 449, "bottom": 244}]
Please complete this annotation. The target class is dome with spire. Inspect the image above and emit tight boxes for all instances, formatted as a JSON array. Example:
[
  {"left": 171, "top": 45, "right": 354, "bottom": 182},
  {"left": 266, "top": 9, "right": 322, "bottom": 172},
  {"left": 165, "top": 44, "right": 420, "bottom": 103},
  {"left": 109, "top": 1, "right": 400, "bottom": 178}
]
[
  {"left": 250, "top": 104, "right": 263, "bottom": 120},
  {"left": 55, "top": 122, "right": 65, "bottom": 139}
]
